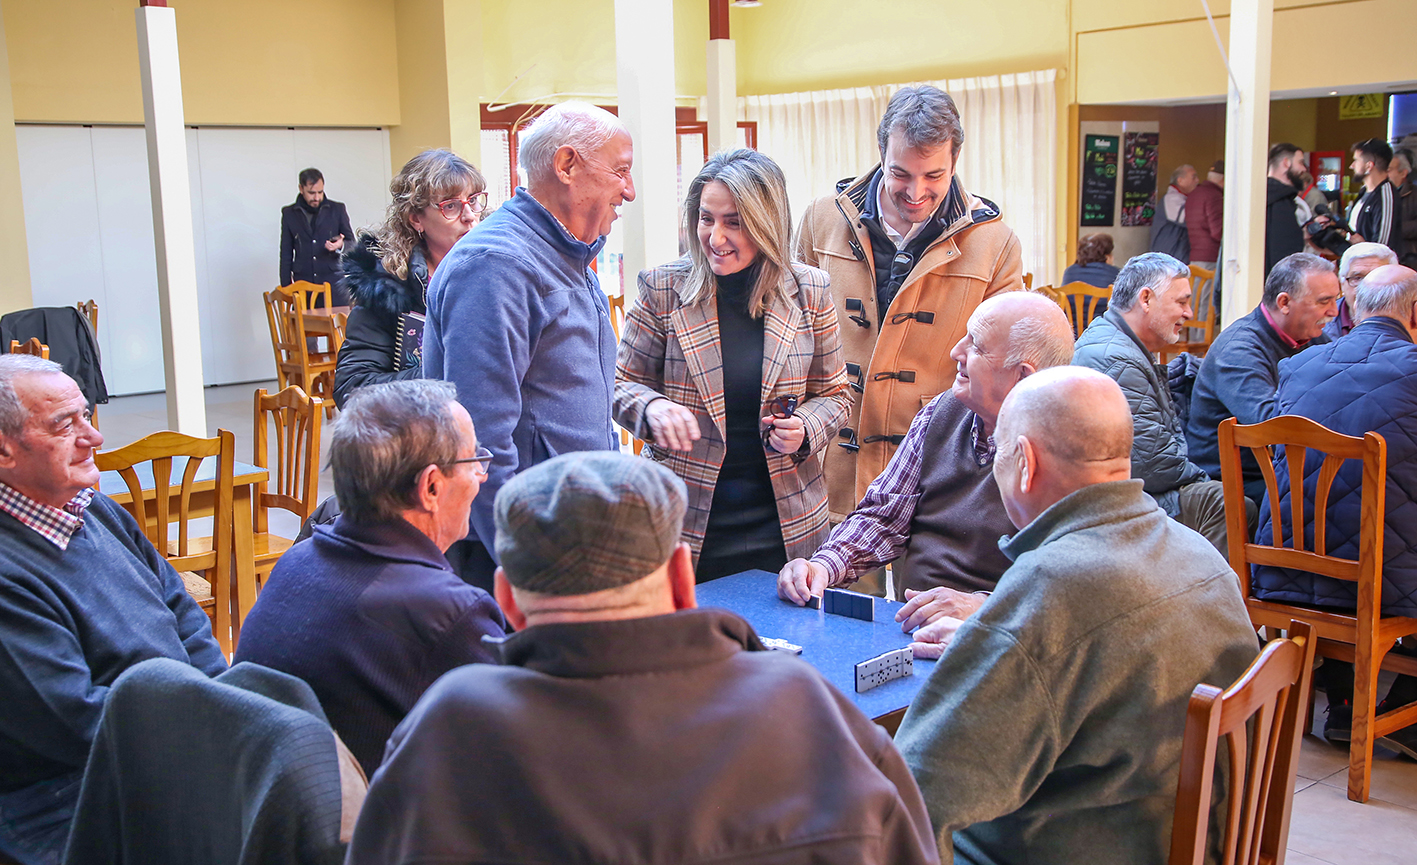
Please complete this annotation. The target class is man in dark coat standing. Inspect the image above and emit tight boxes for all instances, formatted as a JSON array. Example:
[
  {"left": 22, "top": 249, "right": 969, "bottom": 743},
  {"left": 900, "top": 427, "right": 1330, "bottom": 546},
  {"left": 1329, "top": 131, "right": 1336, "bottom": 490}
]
[
  {"left": 279, "top": 167, "right": 355, "bottom": 304},
  {"left": 1265, "top": 144, "right": 1306, "bottom": 277},
  {"left": 1253, "top": 264, "right": 1417, "bottom": 754}
]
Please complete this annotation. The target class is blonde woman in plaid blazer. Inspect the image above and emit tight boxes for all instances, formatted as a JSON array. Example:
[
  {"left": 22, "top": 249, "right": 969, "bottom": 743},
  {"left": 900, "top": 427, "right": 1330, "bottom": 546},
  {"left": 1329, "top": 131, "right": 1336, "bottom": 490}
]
[{"left": 615, "top": 150, "right": 852, "bottom": 580}]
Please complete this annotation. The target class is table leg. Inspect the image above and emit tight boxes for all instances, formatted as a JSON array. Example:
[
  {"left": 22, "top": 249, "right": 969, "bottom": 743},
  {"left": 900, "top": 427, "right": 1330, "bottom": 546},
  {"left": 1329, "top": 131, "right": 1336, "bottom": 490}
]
[{"left": 231, "top": 484, "right": 258, "bottom": 647}]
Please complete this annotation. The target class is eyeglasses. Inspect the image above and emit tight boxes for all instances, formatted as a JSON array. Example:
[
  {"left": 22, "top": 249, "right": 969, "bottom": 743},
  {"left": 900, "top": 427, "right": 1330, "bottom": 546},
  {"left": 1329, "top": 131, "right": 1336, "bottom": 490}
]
[
  {"left": 434, "top": 193, "right": 489, "bottom": 219},
  {"left": 763, "top": 394, "right": 798, "bottom": 450},
  {"left": 448, "top": 446, "right": 494, "bottom": 474}
]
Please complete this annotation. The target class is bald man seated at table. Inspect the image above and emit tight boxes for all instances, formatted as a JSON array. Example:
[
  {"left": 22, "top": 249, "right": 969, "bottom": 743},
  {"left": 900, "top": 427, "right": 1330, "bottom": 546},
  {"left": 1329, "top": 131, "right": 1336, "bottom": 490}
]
[
  {"left": 778, "top": 292, "right": 1074, "bottom": 654},
  {"left": 894, "top": 368, "right": 1258, "bottom": 865}
]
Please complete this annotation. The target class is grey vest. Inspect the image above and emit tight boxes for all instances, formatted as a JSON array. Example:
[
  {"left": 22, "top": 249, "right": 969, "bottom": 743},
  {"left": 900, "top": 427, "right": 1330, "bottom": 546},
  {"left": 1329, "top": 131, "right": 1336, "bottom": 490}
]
[{"left": 894, "top": 395, "right": 1016, "bottom": 595}]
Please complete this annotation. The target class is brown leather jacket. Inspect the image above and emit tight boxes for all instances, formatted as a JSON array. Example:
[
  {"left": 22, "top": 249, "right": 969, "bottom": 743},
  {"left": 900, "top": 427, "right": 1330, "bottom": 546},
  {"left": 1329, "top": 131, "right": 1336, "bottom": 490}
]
[{"left": 797, "top": 170, "right": 1023, "bottom": 519}]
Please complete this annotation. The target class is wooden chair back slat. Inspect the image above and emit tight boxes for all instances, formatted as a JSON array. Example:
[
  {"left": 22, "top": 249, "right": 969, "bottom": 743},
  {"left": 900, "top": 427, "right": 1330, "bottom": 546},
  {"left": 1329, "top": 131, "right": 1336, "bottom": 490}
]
[
  {"left": 1056, "top": 281, "right": 1112, "bottom": 337},
  {"left": 1168, "top": 621, "right": 1315, "bottom": 865},
  {"left": 254, "top": 386, "right": 323, "bottom": 533},
  {"left": 288, "top": 280, "right": 333, "bottom": 311},
  {"left": 1285, "top": 444, "right": 1307, "bottom": 552},
  {"left": 9, "top": 337, "right": 49, "bottom": 359},
  {"left": 76, "top": 299, "right": 99, "bottom": 334},
  {"left": 1252, "top": 445, "right": 1284, "bottom": 548},
  {"left": 1313, "top": 453, "right": 1345, "bottom": 558},
  {"left": 95, "top": 430, "right": 238, "bottom": 654},
  {"left": 1022, "top": 271, "right": 1033, "bottom": 290}
]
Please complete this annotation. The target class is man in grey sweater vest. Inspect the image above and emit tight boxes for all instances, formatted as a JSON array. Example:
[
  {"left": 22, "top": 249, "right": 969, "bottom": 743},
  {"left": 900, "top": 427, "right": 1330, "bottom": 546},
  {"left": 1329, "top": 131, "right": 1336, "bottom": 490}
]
[
  {"left": 778, "top": 292, "right": 1074, "bottom": 658},
  {"left": 895, "top": 367, "right": 1257, "bottom": 865}
]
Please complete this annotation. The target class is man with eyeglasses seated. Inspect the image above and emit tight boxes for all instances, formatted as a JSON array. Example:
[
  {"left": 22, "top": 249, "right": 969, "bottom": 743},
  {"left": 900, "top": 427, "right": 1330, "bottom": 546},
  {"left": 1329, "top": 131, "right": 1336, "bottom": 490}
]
[
  {"left": 1324, "top": 242, "right": 1397, "bottom": 341},
  {"left": 778, "top": 293, "right": 1074, "bottom": 658},
  {"left": 422, "top": 101, "right": 632, "bottom": 592},
  {"left": 0, "top": 355, "right": 227, "bottom": 865},
  {"left": 234, "top": 379, "right": 507, "bottom": 778}
]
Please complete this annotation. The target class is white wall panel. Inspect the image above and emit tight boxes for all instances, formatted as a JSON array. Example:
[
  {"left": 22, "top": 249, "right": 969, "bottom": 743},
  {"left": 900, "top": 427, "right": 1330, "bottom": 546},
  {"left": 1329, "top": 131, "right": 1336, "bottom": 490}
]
[{"left": 16, "top": 125, "right": 391, "bottom": 392}]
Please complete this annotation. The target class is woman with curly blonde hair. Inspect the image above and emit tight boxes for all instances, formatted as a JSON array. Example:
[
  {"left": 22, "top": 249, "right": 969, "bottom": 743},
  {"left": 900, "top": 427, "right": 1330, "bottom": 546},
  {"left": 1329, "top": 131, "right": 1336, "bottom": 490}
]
[{"left": 334, "top": 149, "right": 486, "bottom": 408}]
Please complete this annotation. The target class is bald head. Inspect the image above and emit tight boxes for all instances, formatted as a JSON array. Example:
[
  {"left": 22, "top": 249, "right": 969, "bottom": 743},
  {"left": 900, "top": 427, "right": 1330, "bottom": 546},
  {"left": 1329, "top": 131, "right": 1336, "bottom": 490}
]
[
  {"left": 1353, "top": 264, "right": 1417, "bottom": 335},
  {"left": 951, "top": 291, "right": 1075, "bottom": 429},
  {"left": 992, "top": 367, "right": 1134, "bottom": 528}
]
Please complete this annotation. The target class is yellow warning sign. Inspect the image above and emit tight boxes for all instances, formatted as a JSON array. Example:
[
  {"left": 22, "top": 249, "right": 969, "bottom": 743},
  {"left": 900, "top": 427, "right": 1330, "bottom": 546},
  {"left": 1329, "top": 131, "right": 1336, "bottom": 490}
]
[{"left": 1338, "top": 94, "right": 1386, "bottom": 120}]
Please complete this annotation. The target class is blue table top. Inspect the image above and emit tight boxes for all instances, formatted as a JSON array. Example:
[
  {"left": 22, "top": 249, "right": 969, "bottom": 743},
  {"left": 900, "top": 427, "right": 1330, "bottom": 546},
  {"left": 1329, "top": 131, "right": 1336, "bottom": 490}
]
[{"left": 696, "top": 570, "right": 935, "bottom": 720}]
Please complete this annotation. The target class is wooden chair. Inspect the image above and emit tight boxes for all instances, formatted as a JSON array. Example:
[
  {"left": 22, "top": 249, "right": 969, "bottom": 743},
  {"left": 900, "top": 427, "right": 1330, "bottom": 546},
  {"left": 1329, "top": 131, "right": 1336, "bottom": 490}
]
[
  {"left": 1218, "top": 416, "right": 1417, "bottom": 802},
  {"left": 1168, "top": 620, "right": 1316, "bottom": 865},
  {"left": 76, "top": 298, "right": 99, "bottom": 334},
  {"left": 1160, "top": 265, "right": 1219, "bottom": 363},
  {"left": 96, "top": 430, "right": 239, "bottom": 656},
  {"left": 264, "top": 285, "right": 337, "bottom": 407},
  {"left": 1056, "top": 281, "right": 1112, "bottom": 336},
  {"left": 607, "top": 293, "right": 626, "bottom": 338},
  {"left": 1021, "top": 272, "right": 1033, "bottom": 290},
  {"left": 253, "top": 386, "right": 323, "bottom": 584},
  {"left": 8, "top": 337, "right": 48, "bottom": 358}
]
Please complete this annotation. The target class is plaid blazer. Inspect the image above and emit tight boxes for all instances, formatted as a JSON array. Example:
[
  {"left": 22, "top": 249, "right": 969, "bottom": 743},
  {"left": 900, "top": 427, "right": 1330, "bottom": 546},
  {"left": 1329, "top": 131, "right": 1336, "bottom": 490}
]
[{"left": 615, "top": 259, "right": 852, "bottom": 564}]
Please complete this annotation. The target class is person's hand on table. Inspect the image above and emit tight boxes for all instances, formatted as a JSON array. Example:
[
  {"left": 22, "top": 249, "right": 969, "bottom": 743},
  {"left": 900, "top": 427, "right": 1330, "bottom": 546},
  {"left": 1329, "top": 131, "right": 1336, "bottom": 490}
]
[
  {"left": 909, "top": 616, "right": 966, "bottom": 660},
  {"left": 762, "top": 414, "right": 805, "bottom": 454},
  {"left": 645, "top": 398, "right": 700, "bottom": 451},
  {"left": 777, "top": 558, "right": 829, "bottom": 605},
  {"left": 895, "top": 586, "right": 986, "bottom": 632}
]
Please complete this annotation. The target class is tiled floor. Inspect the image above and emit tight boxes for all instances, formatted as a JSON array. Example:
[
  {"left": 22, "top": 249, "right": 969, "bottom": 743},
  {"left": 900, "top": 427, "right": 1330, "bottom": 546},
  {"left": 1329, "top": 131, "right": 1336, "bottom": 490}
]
[{"left": 100, "top": 383, "right": 1417, "bottom": 862}]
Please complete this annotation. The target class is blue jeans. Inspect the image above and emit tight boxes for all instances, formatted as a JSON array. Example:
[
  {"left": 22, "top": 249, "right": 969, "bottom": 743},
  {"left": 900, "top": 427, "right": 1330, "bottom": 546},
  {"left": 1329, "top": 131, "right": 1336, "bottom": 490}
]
[{"left": 0, "top": 771, "right": 83, "bottom": 865}]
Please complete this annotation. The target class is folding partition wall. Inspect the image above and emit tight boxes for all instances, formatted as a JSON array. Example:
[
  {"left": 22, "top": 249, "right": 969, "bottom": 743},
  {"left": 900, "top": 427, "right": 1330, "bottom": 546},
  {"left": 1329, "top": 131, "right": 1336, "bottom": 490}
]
[{"left": 15, "top": 125, "right": 391, "bottom": 395}]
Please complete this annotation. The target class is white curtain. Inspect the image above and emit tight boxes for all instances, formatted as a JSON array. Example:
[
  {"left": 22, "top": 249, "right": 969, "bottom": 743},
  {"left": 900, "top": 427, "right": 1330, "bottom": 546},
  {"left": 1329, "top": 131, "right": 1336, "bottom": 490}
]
[{"left": 732, "top": 69, "right": 1057, "bottom": 285}]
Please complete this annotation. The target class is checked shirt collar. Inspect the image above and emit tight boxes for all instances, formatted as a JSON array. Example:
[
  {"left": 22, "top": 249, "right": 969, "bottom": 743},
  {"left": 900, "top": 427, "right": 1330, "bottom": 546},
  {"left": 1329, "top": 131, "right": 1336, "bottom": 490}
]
[{"left": 0, "top": 480, "right": 94, "bottom": 550}]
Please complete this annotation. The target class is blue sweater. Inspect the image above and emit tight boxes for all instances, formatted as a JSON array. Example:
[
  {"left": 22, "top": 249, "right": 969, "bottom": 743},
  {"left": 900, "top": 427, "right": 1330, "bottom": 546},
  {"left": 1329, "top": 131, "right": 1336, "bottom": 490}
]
[
  {"left": 423, "top": 188, "right": 618, "bottom": 556},
  {"left": 233, "top": 516, "right": 508, "bottom": 775},
  {"left": 1186, "top": 305, "right": 1311, "bottom": 502},
  {"left": 1253, "top": 316, "right": 1417, "bottom": 617},
  {"left": 0, "top": 494, "right": 226, "bottom": 792}
]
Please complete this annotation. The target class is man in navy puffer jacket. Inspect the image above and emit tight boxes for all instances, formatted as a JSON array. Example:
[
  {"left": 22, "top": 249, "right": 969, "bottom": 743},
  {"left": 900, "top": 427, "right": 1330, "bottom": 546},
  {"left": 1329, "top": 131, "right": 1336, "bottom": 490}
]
[{"left": 1254, "top": 264, "right": 1417, "bottom": 756}]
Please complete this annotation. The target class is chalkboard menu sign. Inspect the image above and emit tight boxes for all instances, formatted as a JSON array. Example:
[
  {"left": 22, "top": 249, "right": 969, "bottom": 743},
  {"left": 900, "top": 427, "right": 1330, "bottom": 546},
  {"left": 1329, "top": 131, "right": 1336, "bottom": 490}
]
[
  {"left": 1121, "top": 132, "right": 1159, "bottom": 227},
  {"left": 1081, "top": 135, "right": 1118, "bottom": 226}
]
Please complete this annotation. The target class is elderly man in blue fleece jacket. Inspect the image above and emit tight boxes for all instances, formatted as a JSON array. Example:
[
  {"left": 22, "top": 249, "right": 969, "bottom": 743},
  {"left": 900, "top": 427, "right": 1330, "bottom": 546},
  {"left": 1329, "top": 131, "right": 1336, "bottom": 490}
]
[
  {"left": 1254, "top": 264, "right": 1417, "bottom": 755},
  {"left": 895, "top": 367, "right": 1257, "bottom": 865},
  {"left": 0, "top": 356, "right": 226, "bottom": 865},
  {"left": 422, "top": 101, "right": 634, "bottom": 591}
]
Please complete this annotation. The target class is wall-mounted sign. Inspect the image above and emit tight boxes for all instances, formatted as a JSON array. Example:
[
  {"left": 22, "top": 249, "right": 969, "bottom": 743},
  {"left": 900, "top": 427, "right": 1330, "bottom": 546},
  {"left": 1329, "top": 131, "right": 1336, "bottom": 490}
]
[
  {"left": 1338, "top": 93, "right": 1385, "bottom": 121},
  {"left": 1081, "top": 134, "right": 1118, "bottom": 227},
  {"left": 1121, "top": 132, "right": 1159, "bottom": 227}
]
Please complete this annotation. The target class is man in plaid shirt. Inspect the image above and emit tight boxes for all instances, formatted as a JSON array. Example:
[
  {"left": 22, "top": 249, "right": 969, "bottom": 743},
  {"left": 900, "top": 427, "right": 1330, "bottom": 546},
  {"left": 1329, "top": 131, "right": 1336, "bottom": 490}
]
[
  {"left": 778, "top": 293, "right": 1074, "bottom": 657},
  {"left": 0, "top": 355, "right": 224, "bottom": 865}
]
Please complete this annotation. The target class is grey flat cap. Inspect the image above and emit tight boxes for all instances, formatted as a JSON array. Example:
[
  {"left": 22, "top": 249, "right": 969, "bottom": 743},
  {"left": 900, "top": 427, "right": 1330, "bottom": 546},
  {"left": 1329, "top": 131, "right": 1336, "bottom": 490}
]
[{"left": 494, "top": 451, "right": 688, "bottom": 596}]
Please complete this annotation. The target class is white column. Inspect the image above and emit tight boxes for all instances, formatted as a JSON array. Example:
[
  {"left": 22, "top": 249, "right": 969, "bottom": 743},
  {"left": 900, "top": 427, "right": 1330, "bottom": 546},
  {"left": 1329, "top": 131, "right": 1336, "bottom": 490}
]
[
  {"left": 1218, "top": 0, "right": 1274, "bottom": 330},
  {"left": 614, "top": 0, "right": 678, "bottom": 305},
  {"left": 705, "top": 39, "right": 737, "bottom": 155},
  {"left": 136, "top": 5, "right": 207, "bottom": 434}
]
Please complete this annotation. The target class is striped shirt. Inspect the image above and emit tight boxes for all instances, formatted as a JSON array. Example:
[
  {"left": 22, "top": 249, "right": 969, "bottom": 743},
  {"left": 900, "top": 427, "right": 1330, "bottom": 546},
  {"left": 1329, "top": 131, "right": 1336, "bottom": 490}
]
[
  {"left": 0, "top": 481, "right": 95, "bottom": 550},
  {"left": 811, "top": 399, "right": 993, "bottom": 586}
]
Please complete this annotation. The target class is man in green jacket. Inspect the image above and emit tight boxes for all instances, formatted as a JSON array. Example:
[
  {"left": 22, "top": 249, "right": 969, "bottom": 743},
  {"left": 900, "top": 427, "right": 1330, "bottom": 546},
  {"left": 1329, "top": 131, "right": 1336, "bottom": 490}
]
[{"left": 895, "top": 367, "right": 1257, "bottom": 865}]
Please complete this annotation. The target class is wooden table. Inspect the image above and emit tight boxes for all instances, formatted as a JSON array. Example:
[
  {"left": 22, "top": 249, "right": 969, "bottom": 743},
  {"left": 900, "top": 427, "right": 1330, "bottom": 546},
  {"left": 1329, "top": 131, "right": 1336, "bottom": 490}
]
[
  {"left": 99, "top": 459, "right": 269, "bottom": 646},
  {"left": 696, "top": 570, "right": 937, "bottom": 732}
]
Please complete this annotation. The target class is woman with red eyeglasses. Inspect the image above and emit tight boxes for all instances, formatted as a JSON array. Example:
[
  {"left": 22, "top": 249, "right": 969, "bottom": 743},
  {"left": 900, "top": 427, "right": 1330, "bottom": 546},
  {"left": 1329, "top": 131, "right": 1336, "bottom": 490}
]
[
  {"left": 334, "top": 149, "right": 487, "bottom": 410},
  {"left": 615, "top": 149, "right": 851, "bottom": 582}
]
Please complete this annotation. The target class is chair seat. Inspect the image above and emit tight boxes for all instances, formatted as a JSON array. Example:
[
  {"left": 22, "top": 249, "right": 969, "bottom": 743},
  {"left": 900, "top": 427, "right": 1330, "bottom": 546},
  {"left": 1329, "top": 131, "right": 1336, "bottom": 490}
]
[
  {"left": 253, "top": 532, "right": 296, "bottom": 570},
  {"left": 179, "top": 571, "right": 215, "bottom": 608}
]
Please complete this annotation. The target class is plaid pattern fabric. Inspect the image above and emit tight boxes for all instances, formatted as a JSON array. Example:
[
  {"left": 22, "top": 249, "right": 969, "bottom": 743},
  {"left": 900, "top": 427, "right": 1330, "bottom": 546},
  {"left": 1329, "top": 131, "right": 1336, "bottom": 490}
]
[
  {"left": 0, "top": 482, "right": 94, "bottom": 550},
  {"left": 811, "top": 398, "right": 941, "bottom": 586},
  {"left": 614, "top": 260, "right": 852, "bottom": 562}
]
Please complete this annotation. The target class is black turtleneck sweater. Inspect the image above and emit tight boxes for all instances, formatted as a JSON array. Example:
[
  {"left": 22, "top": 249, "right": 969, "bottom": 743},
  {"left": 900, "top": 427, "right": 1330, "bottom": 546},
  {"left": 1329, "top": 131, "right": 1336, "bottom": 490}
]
[{"left": 697, "top": 266, "right": 787, "bottom": 582}]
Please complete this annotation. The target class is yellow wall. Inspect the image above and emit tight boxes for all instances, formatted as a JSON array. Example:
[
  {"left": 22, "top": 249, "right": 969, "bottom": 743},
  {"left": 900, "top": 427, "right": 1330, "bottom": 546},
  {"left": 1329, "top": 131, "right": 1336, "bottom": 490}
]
[
  {"left": 5, "top": 0, "right": 400, "bottom": 126},
  {"left": 0, "top": 3, "right": 30, "bottom": 310}
]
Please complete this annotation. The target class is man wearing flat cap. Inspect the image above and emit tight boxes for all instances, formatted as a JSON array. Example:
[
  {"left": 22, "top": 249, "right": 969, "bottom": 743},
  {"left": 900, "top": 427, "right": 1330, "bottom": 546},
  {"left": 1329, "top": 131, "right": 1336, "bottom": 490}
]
[{"left": 346, "top": 451, "right": 938, "bottom": 865}]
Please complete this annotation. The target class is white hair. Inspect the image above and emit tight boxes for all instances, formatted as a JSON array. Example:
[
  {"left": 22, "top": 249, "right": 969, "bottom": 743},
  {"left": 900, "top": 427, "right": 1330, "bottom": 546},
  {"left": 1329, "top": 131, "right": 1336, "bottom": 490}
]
[
  {"left": 0, "top": 354, "right": 67, "bottom": 437},
  {"left": 1354, "top": 268, "right": 1417, "bottom": 320},
  {"left": 1339, "top": 242, "right": 1398, "bottom": 278},
  {"left": 517, "top": 102, "right": 628, "bottom": 187}
]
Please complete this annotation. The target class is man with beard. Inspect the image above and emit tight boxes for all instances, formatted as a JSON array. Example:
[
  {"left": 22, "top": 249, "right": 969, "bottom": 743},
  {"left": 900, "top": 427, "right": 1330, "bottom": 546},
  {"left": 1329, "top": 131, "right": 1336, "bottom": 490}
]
[
  {"left": 1347, "top": 137, "right": 1403, "bottom": 255},
  {"left": 1264, "top": 143, "right": 1307, "bottom": 276},
  {"left": 795, "top": 86, "right": 1023, "bottom": 597},
  {"left": 279, "top": 167, "right": 355, "bottom": 304}
]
